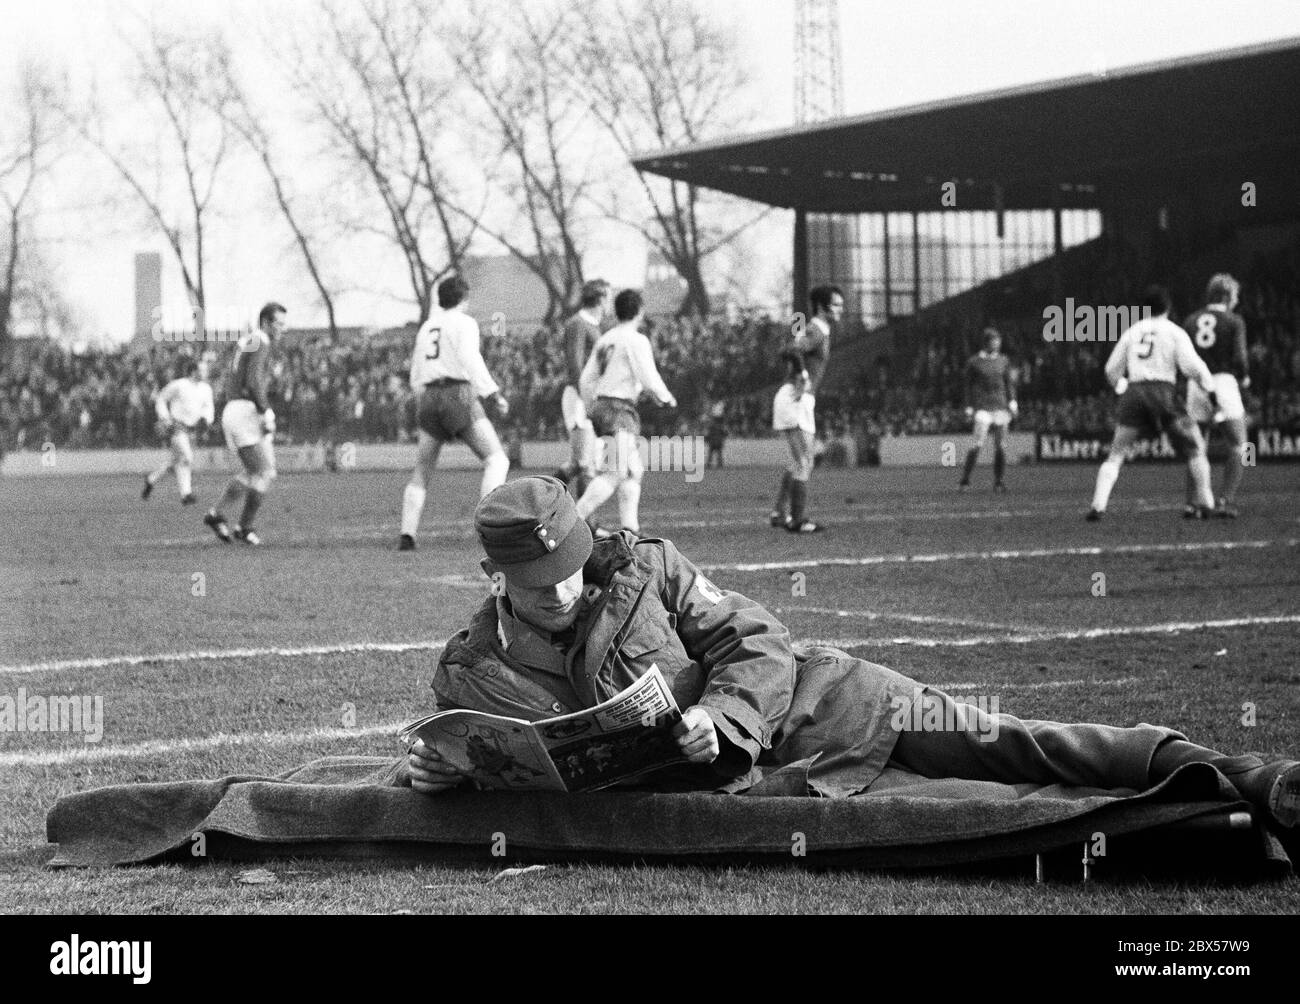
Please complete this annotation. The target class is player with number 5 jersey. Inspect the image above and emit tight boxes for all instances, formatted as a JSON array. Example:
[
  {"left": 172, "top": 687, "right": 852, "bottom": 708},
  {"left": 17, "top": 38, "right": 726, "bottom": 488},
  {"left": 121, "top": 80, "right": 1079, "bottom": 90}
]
[
  {"left": 1182, "top": 273, "right": 1250, "bottom": 517},
  {"left": 398, "top": 275, "right": 511, "bottom": 551},
  {"left": 1086, "top": 286, "right": 1218, "bottom": 521}
]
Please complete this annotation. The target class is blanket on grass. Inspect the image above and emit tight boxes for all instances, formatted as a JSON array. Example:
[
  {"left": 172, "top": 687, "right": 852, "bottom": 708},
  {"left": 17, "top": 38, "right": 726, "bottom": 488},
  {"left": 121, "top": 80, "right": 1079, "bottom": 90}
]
[{"left": 45, "top": 756, "right": 1294, "bottom": 874}]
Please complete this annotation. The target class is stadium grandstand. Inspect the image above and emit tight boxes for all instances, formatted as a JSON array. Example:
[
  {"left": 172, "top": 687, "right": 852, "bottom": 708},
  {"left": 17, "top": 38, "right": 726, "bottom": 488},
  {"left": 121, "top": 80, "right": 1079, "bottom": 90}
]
[{"left": 633, "top": 37, "right": 1300, "bottom": 455}]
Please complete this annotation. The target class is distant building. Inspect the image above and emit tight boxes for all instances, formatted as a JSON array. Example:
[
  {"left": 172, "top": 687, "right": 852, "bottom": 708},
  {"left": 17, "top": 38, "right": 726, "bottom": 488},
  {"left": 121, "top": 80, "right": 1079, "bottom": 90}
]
[
  {"left": 461, "top": 254, "right": 554, "bottom": 328},
  {"left": 643, "top": 250, "right": 688, "bottom": 317}
]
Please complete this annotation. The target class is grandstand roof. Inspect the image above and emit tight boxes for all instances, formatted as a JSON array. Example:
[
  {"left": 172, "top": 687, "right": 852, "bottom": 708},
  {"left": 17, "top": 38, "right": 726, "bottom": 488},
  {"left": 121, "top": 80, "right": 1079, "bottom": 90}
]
[{"left": 632, "top": 37, "right": 1300, "bottom": 214}]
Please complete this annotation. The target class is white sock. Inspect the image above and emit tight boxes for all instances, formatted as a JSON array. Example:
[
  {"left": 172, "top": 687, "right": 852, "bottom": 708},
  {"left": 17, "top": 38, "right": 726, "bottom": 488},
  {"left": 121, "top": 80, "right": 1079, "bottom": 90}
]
[
  {"left": 176, "top": 464, "right": 193, "bottom": 496},
  {"left": 616, "top": 477, "right": 642, "bottom": 532},
  {"left": 481, "top": 452, "right": 510, "bottom": 498},
  {"left": 575, "top": 473, "right": 618, "bottom": 520},
  {"left": 401, "top": 483, "right": 427, "bottom": 537},
  {"left": 1091, "top": 457, "right": 1123, "bottom": 511},
  {"left": 1188, "top": 455, "right": 1214, "bottom": 508},
  {"left": 147, "top": 464, "right": 170, "bottom": 486}
]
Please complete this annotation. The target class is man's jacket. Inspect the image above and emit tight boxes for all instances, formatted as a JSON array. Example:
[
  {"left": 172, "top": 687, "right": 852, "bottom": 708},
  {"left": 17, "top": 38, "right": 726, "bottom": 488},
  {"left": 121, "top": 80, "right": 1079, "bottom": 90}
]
[{"left": 430, "top": 532, "right": 920, "bottom": 797}]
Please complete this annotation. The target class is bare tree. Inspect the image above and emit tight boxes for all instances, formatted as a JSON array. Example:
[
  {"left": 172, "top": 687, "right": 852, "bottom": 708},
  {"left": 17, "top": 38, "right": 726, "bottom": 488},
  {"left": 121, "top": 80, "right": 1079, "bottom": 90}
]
[
  {"left": 289, "top": 0, "right": 477, "bottom": 322},
  {"left": 62, "top": 21, "right": 233, "bottom": 318},
  {"left": 14, "top": 247, "right": 80, "bottom": 343},
  {"left": 577, "top": 0, "right": 763, "bottom": 317},
  {"left": 209, "top": 50, "right": 342, "bottom": 341},
  {"left": 0, "top": 65, "right": 62, "bottom": 353},
  {"left": 451, "top": 0, "right": 596, "bottom": 323}
]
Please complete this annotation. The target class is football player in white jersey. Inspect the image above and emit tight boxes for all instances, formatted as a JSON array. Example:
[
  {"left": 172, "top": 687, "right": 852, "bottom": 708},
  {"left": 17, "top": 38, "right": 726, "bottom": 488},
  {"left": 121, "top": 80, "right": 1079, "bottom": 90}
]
[
  {"left": 575, "top": 289, "right": 676, "bottom": 536},
  {"left": 398, "top": 275, "right": 511, "bottom": 551},
  {"left": 1086, "top": 286, "right": 1218, "bottom": 520},
  {"left": 770, "top": 285, "right": 840, "bottom": 532},
  {"left": 142, "top": 357, "right": 214, "bottom": 506}
]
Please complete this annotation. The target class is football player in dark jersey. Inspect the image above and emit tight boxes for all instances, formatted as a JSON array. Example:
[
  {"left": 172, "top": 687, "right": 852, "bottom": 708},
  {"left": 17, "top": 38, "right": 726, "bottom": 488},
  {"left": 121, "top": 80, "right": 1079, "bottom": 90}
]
[
  {"left": 204, "top": 302, "right": 285, "bottom": 546},
  {"left": 1182, "top": 273, "right": 1250, "bottom": 518},
  {"left": 770, "top": 285, "right": 840, "bottom": 533},
  {"left": 959, "top": 328, "right": 1018, "bottom": 491},
  {"left": 553, "top": 279, "right": 609, "bottom": 498}
]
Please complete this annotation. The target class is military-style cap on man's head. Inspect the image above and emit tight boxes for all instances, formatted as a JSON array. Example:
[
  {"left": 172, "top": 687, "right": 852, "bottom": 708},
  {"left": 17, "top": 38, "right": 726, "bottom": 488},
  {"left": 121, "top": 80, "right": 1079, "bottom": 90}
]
[{"left": 475, "top": 476, "right": 594, "bottom": 587}]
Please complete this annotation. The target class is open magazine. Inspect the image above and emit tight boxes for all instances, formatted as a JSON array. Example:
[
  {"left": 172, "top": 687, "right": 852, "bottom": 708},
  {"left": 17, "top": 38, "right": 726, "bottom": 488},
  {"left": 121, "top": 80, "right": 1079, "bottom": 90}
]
[{"left": 399, "top": 665, "right": 686, "bottom": 793}]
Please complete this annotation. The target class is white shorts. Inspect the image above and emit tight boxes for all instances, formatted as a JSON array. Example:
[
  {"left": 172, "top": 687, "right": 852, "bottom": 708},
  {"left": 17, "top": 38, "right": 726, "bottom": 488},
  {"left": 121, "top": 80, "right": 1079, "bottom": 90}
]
[
  {"left": 222, "top": 399, "right": 270, "bottom": 451},
  {"left": 1187, "top": 373, "right": 1245, "bottom": 424},
  {"left": 169, "top": 428, "right": 195, "bottom": 465},
  {"left": 972, "top": 408, "right": 1012, "bottom": 439},
  {"left": 561, "top": 385, "right": 593, "bottom": 432},
  {"left": 772, "top": 384, "right": 815, "bottom": 433}
]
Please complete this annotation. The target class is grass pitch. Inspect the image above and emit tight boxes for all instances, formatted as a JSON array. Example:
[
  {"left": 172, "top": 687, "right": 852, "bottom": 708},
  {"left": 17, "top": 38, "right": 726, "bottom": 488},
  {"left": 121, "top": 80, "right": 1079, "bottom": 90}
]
[{"left": 2, "top": 460, "right": 1298, "bottom": 913}]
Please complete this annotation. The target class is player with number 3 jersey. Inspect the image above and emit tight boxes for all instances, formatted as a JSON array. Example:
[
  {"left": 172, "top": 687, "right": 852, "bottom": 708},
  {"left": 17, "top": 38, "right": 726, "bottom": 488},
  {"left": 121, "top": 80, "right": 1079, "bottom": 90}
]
[{"left": 398, "top": 275, "right": 511, "bottom": 551}]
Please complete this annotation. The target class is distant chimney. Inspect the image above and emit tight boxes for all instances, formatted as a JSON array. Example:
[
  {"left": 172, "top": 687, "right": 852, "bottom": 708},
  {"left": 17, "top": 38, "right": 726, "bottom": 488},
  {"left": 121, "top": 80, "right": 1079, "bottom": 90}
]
[{"left": 134, "top": 252, "right": 162, "bottom": 341}]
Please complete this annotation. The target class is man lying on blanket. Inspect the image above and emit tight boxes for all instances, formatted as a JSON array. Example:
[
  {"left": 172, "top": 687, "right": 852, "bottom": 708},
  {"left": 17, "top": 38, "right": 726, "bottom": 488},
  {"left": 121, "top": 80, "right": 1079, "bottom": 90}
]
[{"left": 407, "top": 475, "right": 1299, "bottom": 826}]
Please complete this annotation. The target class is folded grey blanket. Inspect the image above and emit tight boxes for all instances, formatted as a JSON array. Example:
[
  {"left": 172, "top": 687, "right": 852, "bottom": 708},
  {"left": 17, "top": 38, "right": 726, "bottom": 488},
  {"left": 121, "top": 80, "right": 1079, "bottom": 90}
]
[{"left": 45, "top": 756, "right": 1292, "bottom": 873}]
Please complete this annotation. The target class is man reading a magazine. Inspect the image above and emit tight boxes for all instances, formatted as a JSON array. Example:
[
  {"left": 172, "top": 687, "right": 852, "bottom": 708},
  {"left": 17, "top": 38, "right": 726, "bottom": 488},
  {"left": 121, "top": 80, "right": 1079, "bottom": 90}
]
[{"left": 407, "top": 476, "right": 1299, "bottom": 829}]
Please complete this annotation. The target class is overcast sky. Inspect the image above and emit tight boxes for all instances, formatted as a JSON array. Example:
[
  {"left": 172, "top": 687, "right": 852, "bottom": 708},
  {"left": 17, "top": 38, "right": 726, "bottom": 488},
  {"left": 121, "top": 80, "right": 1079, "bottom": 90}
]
[{"left": 4, "top": 0, "right": 1299, "bottom": 343}]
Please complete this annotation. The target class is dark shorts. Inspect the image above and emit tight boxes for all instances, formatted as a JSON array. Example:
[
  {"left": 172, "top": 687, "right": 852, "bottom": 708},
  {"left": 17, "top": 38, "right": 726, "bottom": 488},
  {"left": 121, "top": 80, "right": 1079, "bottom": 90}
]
[
  {"left": 1116, "top": 381, "right": 1201, "bottom": 454},
  {"left": 417, "top": 381, "right": 485, "bottom": 441},
  {"left": 589, "top": 396, "right": 641, "bottom": 438}
]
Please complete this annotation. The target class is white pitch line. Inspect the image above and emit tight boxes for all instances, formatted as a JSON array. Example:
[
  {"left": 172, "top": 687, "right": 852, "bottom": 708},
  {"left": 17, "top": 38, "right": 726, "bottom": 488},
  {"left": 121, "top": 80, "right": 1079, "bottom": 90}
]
[
  {"left": 0, "top": 639, "right": 448, "bottom": 677},
  {"left": 138, "top": 493, "right": 1300, "bottom": 548},
  {"left": 643, "top": 490, "right": 1300, "bottom": 524},
  {"left": 0, "top": 676, "right": 1154, "bottom": 768},
  {"left": 0, "top": 721, "right": 407, "bottom": 768},
  {"left": 144, "top": 508, "right": 1036, "bottom": 546},
  {"left": 929, "top": 676, "right": 1143, "bottom": 691},
  {"left": 662, "top": 510, "right": 1039, "bottom": 530},
  {"left": 777, "top": 606, "right": 1023, "bottom": 631},
  {"left": 809, "top": 614, "right": 1300, "bottom": 648},
  {"left": 142, "top": 507, "right": 1063, "bottom": 547},
  {"left": 702, "top": 538, "right": 1299, "bottom": 573},
  {"left": 7, "top": 607, "right": 1298, "bottom": 678}
]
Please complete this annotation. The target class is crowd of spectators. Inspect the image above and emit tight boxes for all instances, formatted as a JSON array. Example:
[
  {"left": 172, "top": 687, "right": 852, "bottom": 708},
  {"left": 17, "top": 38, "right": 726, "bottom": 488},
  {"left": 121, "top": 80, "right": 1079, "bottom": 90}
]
[
  {"left": 0, "top": 313, "right": 793, "bottom": 452},
  {"left": 0, "top": 334, "right": 420, "bottom": 453},
  {"left": 3, "top": 243, "right": 1297, "bottom": 453}
]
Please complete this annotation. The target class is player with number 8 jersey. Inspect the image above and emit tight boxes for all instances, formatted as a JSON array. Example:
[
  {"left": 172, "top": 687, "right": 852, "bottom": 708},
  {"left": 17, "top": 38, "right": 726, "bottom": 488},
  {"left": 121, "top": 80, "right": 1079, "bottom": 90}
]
[{"left": 1182, "top": 273, "right": 1250, "bottom": 517}]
